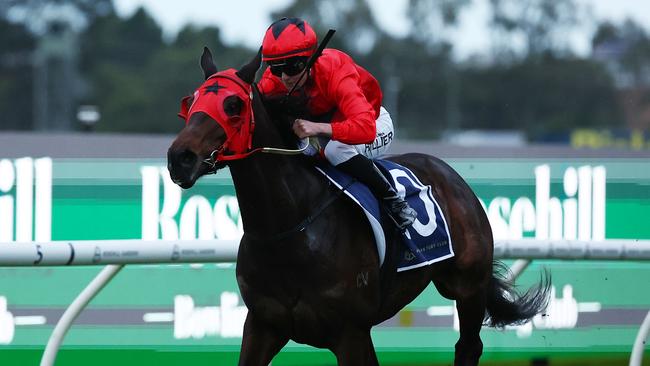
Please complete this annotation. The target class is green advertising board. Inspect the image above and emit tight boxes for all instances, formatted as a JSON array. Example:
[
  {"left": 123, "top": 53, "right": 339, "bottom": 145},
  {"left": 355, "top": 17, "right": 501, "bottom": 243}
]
[{"left": 0, "top": 157, "right": 649, "bottom": 365}]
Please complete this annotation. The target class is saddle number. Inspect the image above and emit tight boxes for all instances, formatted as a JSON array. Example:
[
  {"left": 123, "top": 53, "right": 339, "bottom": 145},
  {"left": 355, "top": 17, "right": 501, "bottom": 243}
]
[{"left": 389, "top": 169, "right": 438, "bottom": 239}]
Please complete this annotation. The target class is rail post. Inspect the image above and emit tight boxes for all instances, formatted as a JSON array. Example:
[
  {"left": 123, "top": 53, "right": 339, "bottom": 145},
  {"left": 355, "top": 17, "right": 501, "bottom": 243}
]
[{"left": 40, "top": 264, "right": 124, "bottom": 366}]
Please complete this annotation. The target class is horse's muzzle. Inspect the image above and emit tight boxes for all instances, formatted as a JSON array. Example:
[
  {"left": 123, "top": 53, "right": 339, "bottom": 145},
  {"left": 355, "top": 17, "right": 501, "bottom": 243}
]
[{"left": 167, "top": 148, "right": 200, "bottom": 189}]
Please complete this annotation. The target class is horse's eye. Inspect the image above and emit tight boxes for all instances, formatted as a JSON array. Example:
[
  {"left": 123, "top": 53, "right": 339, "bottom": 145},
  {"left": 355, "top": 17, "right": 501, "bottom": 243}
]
[{"left": 223, "top": 95, "right": 244, "bottom": 117}]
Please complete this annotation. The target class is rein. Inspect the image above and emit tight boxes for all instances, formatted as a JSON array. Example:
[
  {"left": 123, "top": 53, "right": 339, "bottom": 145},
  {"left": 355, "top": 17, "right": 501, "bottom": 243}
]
[{"left": 203, "top": 138, "right": 310, "bottom": 167}]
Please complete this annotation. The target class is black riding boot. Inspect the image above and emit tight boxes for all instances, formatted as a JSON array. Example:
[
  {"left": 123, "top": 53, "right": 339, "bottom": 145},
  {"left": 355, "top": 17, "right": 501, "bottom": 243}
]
[{"left": 336, "top": 155, "right": 417, "bottom": 230}]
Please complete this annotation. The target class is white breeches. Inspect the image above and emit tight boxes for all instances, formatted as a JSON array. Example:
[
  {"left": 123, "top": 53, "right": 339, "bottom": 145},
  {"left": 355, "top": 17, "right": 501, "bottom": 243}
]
[{"left": 323, "top": 106, "right": 394, "bottom": 166}]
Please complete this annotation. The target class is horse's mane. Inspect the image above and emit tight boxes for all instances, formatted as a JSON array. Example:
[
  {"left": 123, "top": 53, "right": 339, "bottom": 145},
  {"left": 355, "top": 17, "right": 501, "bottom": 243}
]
[
  {"left": 258, "top": 87, "right": 337, "bottom": 146},
  {"left": 258, "top": 91, "right": 309, "bottom": 148}
]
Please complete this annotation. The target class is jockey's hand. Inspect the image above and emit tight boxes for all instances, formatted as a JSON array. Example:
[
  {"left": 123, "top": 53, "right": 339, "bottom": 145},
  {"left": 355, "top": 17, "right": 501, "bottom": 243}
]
[{"left": 293, "top": 119, "right": 332, "bottom": 138}]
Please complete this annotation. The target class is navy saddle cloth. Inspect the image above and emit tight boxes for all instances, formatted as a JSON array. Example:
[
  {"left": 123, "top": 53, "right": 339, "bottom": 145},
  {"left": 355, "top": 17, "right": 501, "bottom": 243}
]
[{"left": 315, "top": 159, "right": 454, "bottom": 272}]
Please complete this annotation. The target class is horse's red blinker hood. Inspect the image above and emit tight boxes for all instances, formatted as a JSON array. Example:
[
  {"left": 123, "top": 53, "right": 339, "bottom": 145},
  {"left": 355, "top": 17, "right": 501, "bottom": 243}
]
[{"left": 178, "top": 69, "right": 254, "bottom": 158}]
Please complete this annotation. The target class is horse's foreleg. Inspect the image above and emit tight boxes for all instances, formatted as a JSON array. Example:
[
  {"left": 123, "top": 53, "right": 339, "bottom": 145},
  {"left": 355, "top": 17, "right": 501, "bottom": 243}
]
[
  {"left": 332, "top": 327, "right": 379, "bottom": 366},
  {"left": 454, "top": 291, "right": 486, "bottom": 366},
  {"left": 238, "top": 312, "right": 288, "bottom": 366}
]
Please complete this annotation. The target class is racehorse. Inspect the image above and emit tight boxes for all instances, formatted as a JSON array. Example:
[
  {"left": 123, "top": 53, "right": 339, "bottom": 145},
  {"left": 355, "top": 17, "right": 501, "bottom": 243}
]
[{"left": 167, "top": 48, "right": 550, "bottom": 366}]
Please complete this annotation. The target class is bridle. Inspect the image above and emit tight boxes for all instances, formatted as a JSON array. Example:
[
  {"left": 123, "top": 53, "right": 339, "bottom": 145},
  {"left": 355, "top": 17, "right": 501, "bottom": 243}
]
[{"left": 201, "top": 77, "right": 310, "bottom": 173}]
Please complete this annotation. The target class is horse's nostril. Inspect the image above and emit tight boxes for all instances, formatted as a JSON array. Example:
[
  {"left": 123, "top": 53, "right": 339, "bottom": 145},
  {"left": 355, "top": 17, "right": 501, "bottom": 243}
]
[{"left": 179, "top": 150, "right": 197, "bottom": 168}]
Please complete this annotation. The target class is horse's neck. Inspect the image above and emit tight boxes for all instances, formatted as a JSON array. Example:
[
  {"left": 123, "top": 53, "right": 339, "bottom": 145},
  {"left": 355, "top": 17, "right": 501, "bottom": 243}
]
[
  {"left": 229, "top": 154, "right": 321, "bottom": 236},
  {"left": 228, "top": 92, "right": 324, "bottom": 236}
]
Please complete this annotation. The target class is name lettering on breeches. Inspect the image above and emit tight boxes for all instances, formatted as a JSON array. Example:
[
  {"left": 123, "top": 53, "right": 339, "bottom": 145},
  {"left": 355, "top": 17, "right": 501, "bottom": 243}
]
[
  {"left": 364, "top": 131, "right": 393, "bottom": 155},
  {"left": 356, "top": 271, "right": 369, "bottom": 287}
]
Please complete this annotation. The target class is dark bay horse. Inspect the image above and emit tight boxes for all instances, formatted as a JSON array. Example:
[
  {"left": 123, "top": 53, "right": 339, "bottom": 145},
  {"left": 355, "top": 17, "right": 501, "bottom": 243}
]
[{"left": 167, "top": 48, "right": 550, "bottom": 366}]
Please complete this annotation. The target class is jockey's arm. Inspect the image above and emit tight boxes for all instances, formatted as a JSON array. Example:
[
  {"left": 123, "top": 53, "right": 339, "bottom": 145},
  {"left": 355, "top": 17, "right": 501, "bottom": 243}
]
[{"left": 326, "top": 69, "right": 376, "bottom": 145}]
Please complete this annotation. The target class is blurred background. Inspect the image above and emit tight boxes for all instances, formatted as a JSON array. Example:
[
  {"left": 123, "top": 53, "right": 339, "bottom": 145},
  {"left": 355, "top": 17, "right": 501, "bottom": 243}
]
[
  {"left": 1, "top": 1, "right": 649, "bottom": 366},
  {"left": 1, "top": 0, "right": 650, "bottom": 147}
]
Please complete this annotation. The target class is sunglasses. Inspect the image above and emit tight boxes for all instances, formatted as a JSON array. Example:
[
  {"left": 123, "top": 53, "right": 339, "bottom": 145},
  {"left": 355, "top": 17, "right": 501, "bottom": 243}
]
[{"left": 268, "top": 57, "right": 307, "bottom": 77}]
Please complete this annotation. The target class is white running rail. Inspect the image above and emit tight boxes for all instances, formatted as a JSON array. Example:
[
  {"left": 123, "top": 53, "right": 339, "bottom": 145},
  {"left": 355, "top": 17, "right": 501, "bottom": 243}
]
[{"left": 0, "top": 239, "right": 240, "bottom": 266}]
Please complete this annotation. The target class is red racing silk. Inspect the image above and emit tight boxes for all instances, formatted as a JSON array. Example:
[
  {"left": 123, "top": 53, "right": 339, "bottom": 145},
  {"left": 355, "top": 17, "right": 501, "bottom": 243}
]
[{"left": 258, "top": 48, "right": 382, "bottom": 145}]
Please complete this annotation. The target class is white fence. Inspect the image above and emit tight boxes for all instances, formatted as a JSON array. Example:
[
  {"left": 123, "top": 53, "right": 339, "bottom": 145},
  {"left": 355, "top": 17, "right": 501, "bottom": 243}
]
[
  {"left": 0, "top": 239, "right": 240, "bottom": 266},
  {"left": 1, "top": 238, "right": 649, "bottom": 266},
  {"left": 1, "top": 238, "right": 649, "bottom": 366}
]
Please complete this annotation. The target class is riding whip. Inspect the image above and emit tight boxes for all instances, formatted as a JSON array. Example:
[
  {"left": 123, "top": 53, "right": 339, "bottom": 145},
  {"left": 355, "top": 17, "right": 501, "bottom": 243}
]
[{"left": 285, "top": 29, "right": 336, "bottom": 97}]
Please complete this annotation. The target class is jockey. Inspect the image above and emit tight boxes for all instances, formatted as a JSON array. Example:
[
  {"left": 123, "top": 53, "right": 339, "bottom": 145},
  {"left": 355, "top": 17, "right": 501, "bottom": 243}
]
[{"left": 258, "top": 17, "right": 417, "bottom": 230}]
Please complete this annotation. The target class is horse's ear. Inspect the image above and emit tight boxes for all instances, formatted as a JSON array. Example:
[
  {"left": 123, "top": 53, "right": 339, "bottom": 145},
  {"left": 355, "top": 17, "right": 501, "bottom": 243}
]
[
  {"left": 177, "top": 95, "right": 194, "bottom": 119},
  {"left": 200, "top": 47, "right": 218, "bottom": 80},
  {"left": 236, "top": 48, "right": 262, "bottom": 84}
]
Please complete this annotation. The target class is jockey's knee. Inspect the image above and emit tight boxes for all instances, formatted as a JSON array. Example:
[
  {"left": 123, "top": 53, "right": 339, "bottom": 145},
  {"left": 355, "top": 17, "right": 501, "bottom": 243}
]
[{"left": 324, "top": 141, "right": 359, "bottom": 166}]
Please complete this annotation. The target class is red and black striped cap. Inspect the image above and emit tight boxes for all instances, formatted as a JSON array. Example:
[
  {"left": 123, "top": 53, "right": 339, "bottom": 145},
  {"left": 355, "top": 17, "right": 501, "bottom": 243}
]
[{"left": 262, "top": 17, "right": 317, "bottom": 62}]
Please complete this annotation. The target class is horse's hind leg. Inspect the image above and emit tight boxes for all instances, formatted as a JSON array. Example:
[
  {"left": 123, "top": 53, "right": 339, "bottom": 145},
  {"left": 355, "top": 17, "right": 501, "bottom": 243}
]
[
  {"left": 454, "top": 290, "right": 487, "bottom": 366},
  {"left": 433, "top": 267, "right": 489, "bottom": 366},
  {"left": 238, "top": 313, "right": 288, "bottom": 366},
  {"left": 332, "top": 327, "right": 379, "bottom": 366}
]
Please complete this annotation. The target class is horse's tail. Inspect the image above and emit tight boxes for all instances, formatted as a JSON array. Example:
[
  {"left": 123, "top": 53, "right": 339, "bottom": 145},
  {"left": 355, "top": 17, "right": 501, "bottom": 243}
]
[{"left": 484, "top": 261, "right": 551, "bottom": 328}]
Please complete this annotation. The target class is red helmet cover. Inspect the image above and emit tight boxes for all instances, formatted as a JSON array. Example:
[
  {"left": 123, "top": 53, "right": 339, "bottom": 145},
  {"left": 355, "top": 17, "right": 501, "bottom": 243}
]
[{"left": 262, "top": 17, "right": 317, "bottom": 62}]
